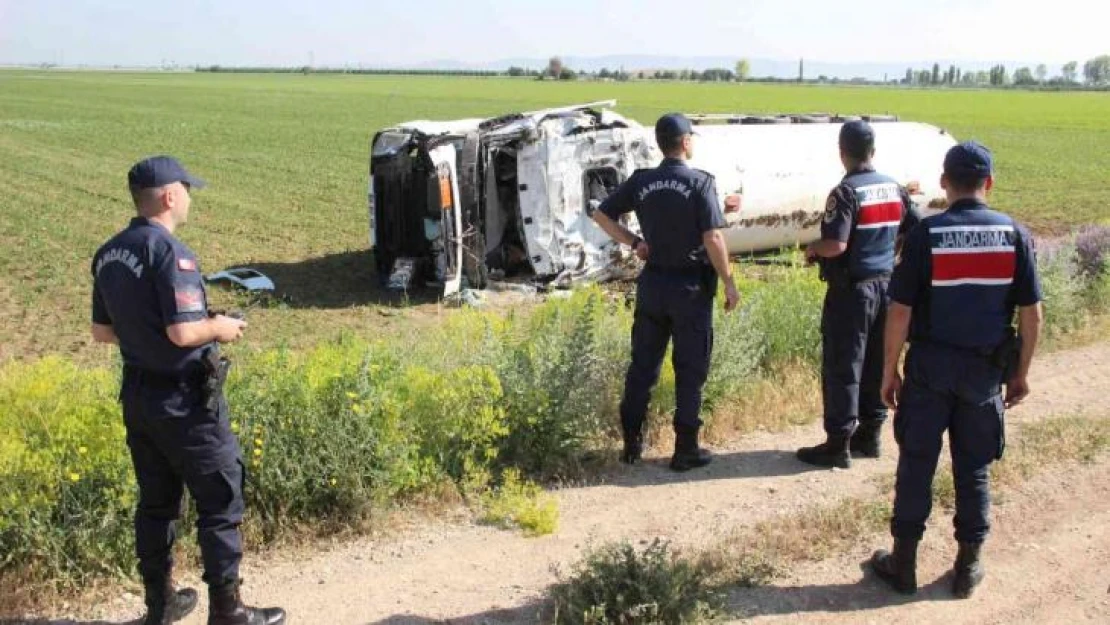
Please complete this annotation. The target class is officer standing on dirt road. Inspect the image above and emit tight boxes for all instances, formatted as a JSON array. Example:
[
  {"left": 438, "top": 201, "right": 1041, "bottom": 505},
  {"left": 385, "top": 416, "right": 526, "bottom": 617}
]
[
  {"left": 797, "top": 120, "right": 920, "bottom": 469},
  {"left": 91, "top": 155, "right": 285, "bottom": 625},
  {"left": 869, "top": 141, "right": 1043, "bottom": 598},
  {"left": 590, "top": 113, "right": 741, "bottom": 472}
]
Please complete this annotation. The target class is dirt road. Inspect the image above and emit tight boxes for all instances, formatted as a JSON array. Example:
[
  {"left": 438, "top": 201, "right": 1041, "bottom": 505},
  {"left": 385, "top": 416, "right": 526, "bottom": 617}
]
[{"left": 15, "top": 342, "right": 1110, "bottom": 625}]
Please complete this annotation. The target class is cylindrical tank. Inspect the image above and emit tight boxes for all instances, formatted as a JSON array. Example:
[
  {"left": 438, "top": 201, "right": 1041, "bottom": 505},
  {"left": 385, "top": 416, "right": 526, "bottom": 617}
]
[{"left": 685, "top": 121, "right": 958, "bottom": 253}]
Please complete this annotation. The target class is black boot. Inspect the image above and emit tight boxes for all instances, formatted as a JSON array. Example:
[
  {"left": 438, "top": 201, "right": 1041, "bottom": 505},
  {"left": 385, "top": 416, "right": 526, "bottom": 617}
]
[
  {"left": 208, "top": 579, "right": 286, "bottom": 625},
  {"left": 796, "top": 435, "right": 851, "bottom": 469},
  {"left": 142, "top": 578, "right": 198, "bottom": 625},
  {"left": 869, "top": 538, "right": 918, "bottom": 595},
  {"left": 952, "top": 542, "right": 985, "bottom": 598},
  {"left": 620, "top": 432, "right": 643, "bottom": 465},
  {"left": 669, "top": 428, "right": 712, "bottom": 471},
  {"left": 849, "top": 422, "right": 882, "bottom": 458}
]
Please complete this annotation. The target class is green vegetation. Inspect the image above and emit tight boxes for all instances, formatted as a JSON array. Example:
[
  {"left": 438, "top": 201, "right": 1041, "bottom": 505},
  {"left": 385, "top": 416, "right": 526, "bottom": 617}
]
[
  {"left": 1, "top": 71, "right": 1108, "bottom": 361},
  {"left": 550, "top": 539, "right": 723, "bottom": 625},
  {"left": 1, "top": 71, "right": 1108, "bottom": 606},
  {"left": 478, "top": 468, "right": 559, "bottom": 537},
  {"left": 550, "top": 414, "right": 1110, "bottom": 624},
  {"left": 2, "top": 243, "right": 1105, "bottom": 594}
]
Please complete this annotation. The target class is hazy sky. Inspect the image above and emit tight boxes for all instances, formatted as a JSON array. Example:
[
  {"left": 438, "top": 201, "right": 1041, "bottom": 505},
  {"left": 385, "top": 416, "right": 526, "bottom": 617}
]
[{"left": 0, "top": 0, "right": 1103, "bottom": 67}]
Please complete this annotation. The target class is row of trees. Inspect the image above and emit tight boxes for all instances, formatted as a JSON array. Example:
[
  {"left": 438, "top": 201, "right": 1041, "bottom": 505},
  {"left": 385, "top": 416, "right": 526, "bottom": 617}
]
[
  {"left": 902, "top": 56, "right": 1110, "bottom": 87},
  {"left": 195, "top": 53, "right": 1110, "bottom": 89}
]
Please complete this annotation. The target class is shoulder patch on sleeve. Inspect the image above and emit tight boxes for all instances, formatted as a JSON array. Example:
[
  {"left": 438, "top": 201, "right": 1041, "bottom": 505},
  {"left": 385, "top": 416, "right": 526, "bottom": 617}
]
[
  {"left": 823, "top": 194, "right": 839, "bottom": 223},
  {"left": 174, "top": 286, "right": 205, "bottom": 314},
  {"left": 177, "top": 257, "right": 197, "bottom": 272}
]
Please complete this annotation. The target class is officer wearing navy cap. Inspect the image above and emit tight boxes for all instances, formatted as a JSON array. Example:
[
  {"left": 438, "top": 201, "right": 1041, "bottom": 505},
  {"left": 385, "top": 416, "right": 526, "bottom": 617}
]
[
  {"left": 797, "top": 120, "right": 920, "bottom": 469},
  {"left": 91, "top": 156, "right": 285, "bottom": 625},
  {"left": 591, "top": 113, "right": 740, "bottom": 471},
  {"left": 869, "top": 141, "right": 1043, "bottom": 598}
]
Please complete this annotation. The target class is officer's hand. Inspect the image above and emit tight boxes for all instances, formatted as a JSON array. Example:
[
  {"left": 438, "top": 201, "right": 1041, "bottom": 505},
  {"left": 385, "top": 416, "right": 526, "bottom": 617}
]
[
  {"left": 634, "top": 240, "right": 650, "bottom": 261},
  {"left": 804, "top": 245, "right": 818, "bottom": 266},
  {"left": 723, "top": 281, "right": 740, "bottom": 313},
  {"left": 881, "top": 370, "right": 902, "bottom": 409},
  {"left": 1004, "top": 376, "right": 1030, "bottom": 408},
  {"left": 212, "top": 315, "right": 248, "bottom": 343}
]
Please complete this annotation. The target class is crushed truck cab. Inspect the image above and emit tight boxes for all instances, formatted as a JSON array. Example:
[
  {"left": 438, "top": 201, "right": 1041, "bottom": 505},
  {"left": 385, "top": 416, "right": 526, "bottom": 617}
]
[{"left": 368, "top": 100, "right": 957, "bottom": 294}]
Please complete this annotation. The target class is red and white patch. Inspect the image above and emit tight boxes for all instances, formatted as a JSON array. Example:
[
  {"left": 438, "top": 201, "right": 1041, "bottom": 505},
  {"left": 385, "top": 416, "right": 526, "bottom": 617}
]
[
  {"left": 855, "top": 183, "right": 903, "bottom": 230},
  {"left": 177, "top": 258, "right": 197, "bottom": 272},
  {"left": 174, "top": 287, "right": 205, "bottom": 313},
  {"left": 930, "top": 225, "right": 1016, "bottom": 287}
]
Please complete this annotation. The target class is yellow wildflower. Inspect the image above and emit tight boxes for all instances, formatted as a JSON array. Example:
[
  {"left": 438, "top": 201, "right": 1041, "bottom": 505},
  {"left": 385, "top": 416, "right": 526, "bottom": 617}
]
[
  {"left": 254, "top": 438, "right": 264, "bottom": 447},
  {"left": 329, "top": 478, "right": 337, "bottom": 487},
  {"left": 78, "top": 446, "right": 88, "bottom": 455},
  {"left": 68, "top": 472, "right": 80, "bottom": 482},
  {"left": 345, "top": 392, "right": 357, "bottom": 399},
  {"left": 253, "top": 448, "right": 262, "bottom": 457}
]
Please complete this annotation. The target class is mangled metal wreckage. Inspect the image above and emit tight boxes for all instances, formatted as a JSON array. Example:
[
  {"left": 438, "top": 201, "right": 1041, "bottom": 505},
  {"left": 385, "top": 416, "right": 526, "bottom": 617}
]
[{"left": 368, "top": 100, "right": 957, "bottom": 295}]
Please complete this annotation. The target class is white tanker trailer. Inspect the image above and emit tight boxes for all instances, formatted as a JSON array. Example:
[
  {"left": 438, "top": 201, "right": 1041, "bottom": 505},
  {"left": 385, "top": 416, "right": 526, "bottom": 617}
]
[{"left": 367, "top": 100, "right": 957, "bottom": 295}]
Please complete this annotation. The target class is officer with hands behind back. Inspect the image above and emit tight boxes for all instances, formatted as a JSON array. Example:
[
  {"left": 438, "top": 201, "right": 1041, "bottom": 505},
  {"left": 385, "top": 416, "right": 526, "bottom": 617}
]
[
  {"left": 591, "top": 113, "right": 740, "bottom": 472},
  {"left": 869, "top": 142, "right": 1043, "bottom": 599},
  {"left": 91, "top": 155, "right": 285, "bottom": 625}
]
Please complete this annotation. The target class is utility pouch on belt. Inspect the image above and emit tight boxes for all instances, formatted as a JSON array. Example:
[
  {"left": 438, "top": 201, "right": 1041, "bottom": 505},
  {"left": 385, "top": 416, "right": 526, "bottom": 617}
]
[
  {"left": 201, "top": 347, "right": 231, "bottom": 413},
  {"left": 990, "top": 326, "right": 1022, "bottom": 381}
]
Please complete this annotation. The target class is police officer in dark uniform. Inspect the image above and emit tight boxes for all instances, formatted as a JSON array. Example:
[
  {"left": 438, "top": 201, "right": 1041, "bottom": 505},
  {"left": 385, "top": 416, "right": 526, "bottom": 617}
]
[
  {"left": 91, "top": 156, "right": 285, "bottom": 625},
  {"left": 869, "top": 142, "right": 1043, "bottom": 598},
  {"left": 797, "top": 121, "right": 920, "bottom": 469},
  {"left": 591, "top": 113, "right": 740, "bottom": 471}
]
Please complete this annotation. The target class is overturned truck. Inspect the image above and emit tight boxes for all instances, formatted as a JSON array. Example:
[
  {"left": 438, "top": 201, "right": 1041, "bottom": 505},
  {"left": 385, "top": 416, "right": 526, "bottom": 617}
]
[{"left": 368, "top": 100, "right": 957, "bottom": 295}]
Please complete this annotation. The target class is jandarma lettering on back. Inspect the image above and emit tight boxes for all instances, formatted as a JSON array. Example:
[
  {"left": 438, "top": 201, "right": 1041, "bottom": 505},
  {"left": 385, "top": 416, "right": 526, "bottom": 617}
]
[
  {"left": 96, "top": 248, "right": 144, "bottom": 278},
  {"left": 638, "top": 179, "right": 692, "bottom": 201},
  {"left": 934, "top": 230, "right": 1015, "bottom": 249}
]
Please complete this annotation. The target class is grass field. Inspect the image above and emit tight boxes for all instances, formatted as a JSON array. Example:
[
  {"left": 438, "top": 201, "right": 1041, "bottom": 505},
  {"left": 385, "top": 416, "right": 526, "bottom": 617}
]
[{"left": 1, "top": 71, "right": 1108, "bottom": 361}]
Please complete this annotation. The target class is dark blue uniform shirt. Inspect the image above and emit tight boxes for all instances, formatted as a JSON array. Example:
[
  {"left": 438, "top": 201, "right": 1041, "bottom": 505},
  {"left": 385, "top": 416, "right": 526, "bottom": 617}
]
[
  {"left": 821, "top": 166, "right": 919, "bottom": 281},
  {"left": 599, "top": 158, "right": 726, "bottom": 270},
  {"left": 889, "top": 199, "right": 1043, "bottom": 349},
  {"left": 92, "top": 217, "right": 211, "bottom": 374}
]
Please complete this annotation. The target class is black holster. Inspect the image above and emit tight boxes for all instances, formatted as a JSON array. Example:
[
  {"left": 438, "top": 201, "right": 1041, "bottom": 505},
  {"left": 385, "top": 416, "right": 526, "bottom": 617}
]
[
  {"left": 201, "top": 347, "right": 231, "bottom": 412},
  {"left": 990, "top": 327, "right": 1022, "bottom": 382}
]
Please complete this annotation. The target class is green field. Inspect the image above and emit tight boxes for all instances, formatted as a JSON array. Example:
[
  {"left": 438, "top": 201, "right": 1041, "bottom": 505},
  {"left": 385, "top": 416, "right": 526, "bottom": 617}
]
[{"left": 1, "top": 71, "right": 1108, "bottom": 362}]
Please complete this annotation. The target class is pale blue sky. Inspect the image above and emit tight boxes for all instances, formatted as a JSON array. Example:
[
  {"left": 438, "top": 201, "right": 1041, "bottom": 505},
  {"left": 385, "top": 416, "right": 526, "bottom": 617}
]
[{"left": 0, "top": 0, "right": 1103, "bottom": 69}]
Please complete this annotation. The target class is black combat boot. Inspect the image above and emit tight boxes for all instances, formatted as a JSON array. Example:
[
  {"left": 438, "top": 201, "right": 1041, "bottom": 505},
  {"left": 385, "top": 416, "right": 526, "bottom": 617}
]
[
  {"left": 142, "top": 578, "right": 198, "bottom": 625},
  {"left": 796, "top": 435, "right": 851, "bottom": 469},
  {"left": 850, "top": 422, "right": 882, "bottom": 458},
  {"left": 952, "top": 541, "right": 985, "bottom": 598},
  {"left": 669, "top": 428, "right": 712, "bottom": 471},
  {"left": 869, "top": 538, "right": 919, "bottom": 595},
  {"left": 620, "top": 431, "right": 643, "bottom": 465},
  {"left": 208, "top": 579, "right": 286, "bottom": 625}
]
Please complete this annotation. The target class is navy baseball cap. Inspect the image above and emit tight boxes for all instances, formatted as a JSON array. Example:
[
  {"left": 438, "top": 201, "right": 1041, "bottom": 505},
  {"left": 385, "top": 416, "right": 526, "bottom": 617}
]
[
  {"left": 128, "top": 155, "right": 206, "bottom": 190},
  {"left": 839, "top": 120, "right": 875, "bottom": 154},
  {"left": 944, "top": 141, "right": 993, "bottom": 179},
  {"left": 655, "top": 113, "right": 698, "bottom": 138}
]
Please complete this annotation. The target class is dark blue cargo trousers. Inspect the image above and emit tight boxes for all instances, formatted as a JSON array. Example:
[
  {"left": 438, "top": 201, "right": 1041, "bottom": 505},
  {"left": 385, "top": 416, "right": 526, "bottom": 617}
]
[
  {"left": 619, "top": 268, "right": 715, "bottom": 440},
  {"left": 891, "top": 342, "right": 1006, "bottom": 544}
]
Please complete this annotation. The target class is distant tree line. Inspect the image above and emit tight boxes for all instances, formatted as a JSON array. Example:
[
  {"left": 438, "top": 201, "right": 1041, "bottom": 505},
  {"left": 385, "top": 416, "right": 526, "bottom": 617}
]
[
  {"left": 197, "top": 65, "right": 506, "bottom": 76},
  {"left": 192, "top": 53, "right": 1110, "bottom": 91},
  {"left": 899, "top": 55, "right": 1110, "bottom": 90}
]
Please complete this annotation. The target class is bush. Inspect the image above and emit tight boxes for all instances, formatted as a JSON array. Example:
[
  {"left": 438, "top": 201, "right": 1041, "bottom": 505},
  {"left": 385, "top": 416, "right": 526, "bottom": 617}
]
[
  {"left": 1037, "top": 240, "right": 1088, "bottom": 338},
  {"left": 0, "top": 358, "right": 134, "bottom": 587},
  {"left": 484, "top": 290, "right": 629, "bottom": 477},
  {"left": 739, "top": 265, "right": 824, "bottom": 368},
  {"left": 551, "top": 539, "right": 723, "bottom": 625},
  {"left": 478, "top": 468, "right": 559, "bottom": 537}
]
